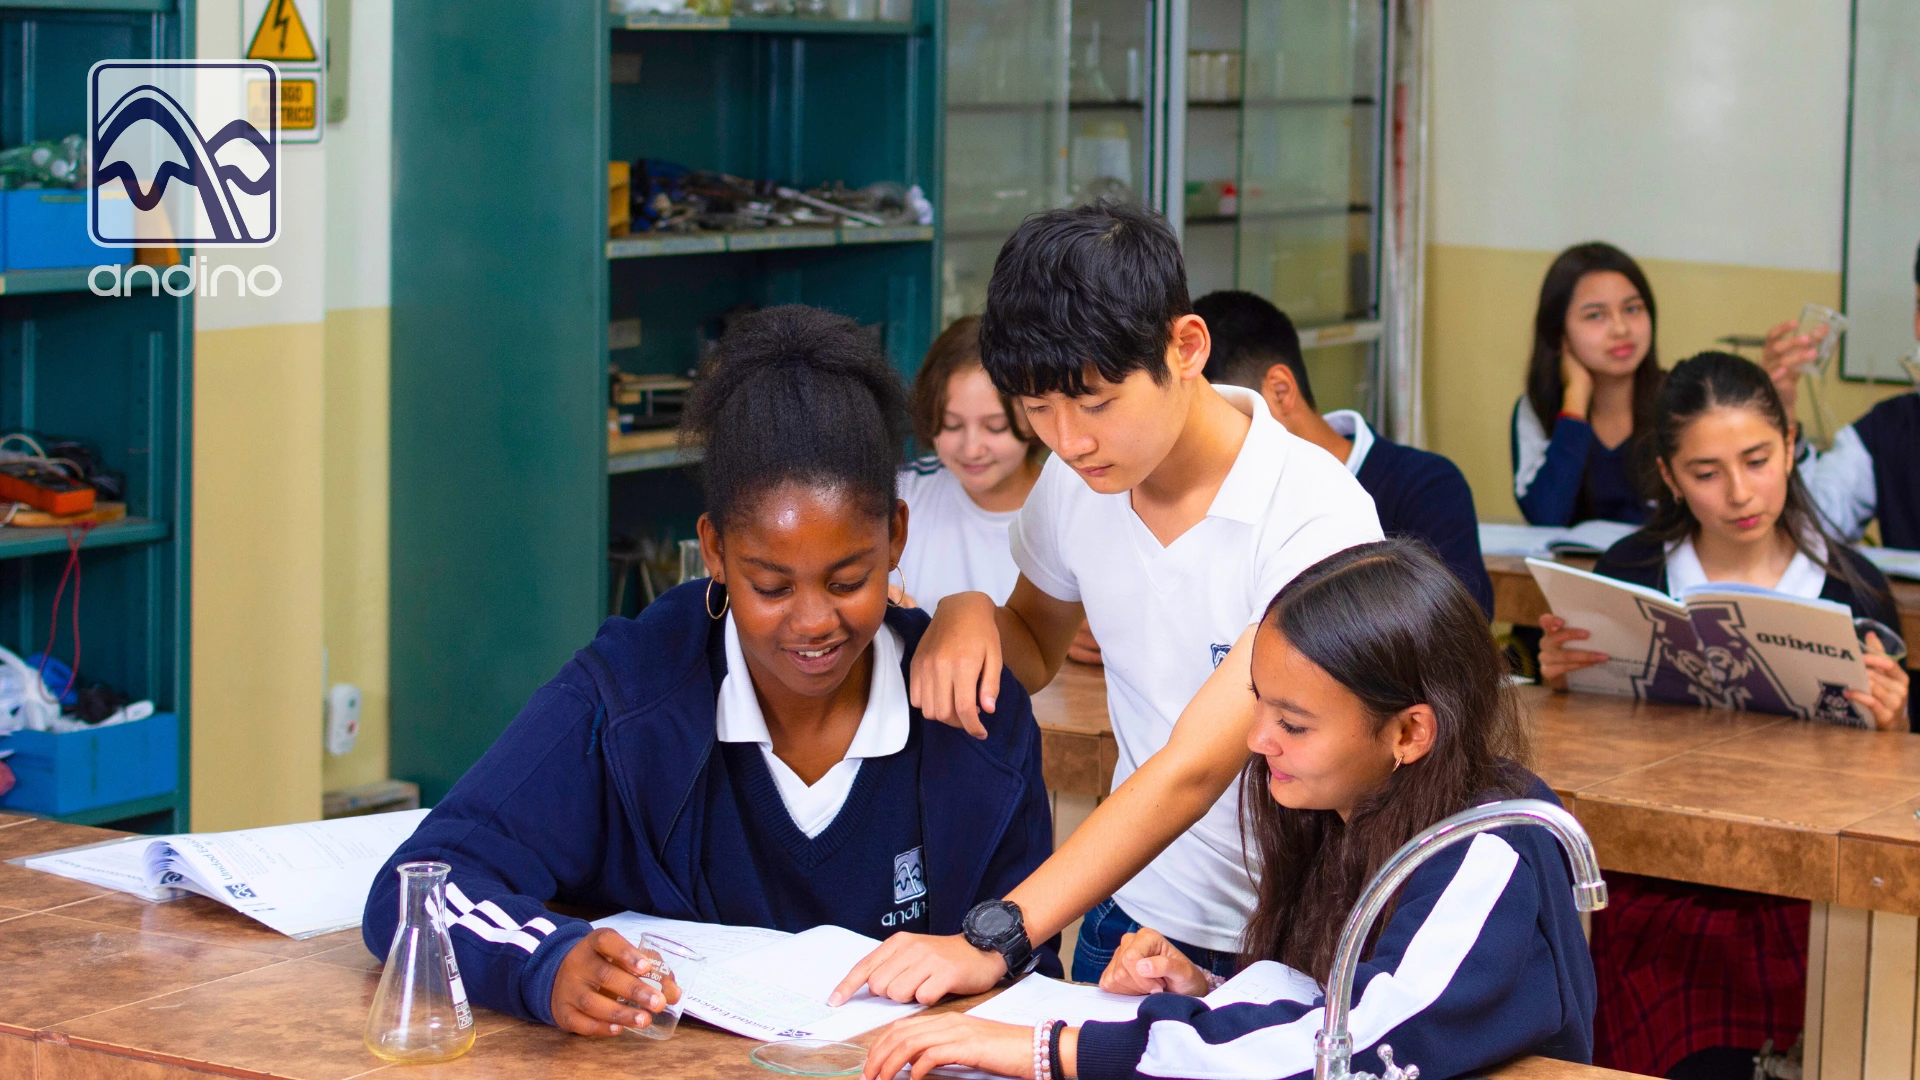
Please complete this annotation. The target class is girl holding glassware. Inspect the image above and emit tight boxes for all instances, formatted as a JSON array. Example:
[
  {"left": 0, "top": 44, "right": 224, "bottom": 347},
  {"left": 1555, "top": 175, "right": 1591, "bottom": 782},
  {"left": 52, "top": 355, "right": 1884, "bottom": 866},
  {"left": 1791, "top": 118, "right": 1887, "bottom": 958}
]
[{"left": 364, "top": 305, "right": 1059, "bottom": 1038}]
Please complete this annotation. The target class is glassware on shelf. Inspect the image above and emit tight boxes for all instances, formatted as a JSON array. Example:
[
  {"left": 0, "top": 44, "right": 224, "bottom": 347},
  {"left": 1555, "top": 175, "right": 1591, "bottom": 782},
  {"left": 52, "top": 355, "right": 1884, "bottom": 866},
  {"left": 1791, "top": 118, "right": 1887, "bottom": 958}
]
[
  {"left": 877, "top": 0, "right": 912, "bottom": 21},
  {"left": 741, "top": 0, "right": 794, "bottom": 15},
  {"left": 1073, "top": 19, "right": 1118, "bottom": 102},
  {"left": 793, "top": 0, "right": 830, "bottom": 16},
  {"left": 829, "top": 0, "right": 875, "bottom": 18},
  {"left": 364, "top": 862, "right": 477, "bottom": 1064},
  {"left": 1070, "top": 120, "right": 1133, "bottom": 199}
]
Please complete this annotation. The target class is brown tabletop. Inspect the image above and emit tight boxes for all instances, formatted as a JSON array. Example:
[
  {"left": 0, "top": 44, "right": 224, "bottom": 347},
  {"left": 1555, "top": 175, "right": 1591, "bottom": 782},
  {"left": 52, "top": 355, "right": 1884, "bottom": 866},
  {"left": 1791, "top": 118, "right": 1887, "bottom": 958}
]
[
  {"left": 1034, "top": 669, "right": 1920, "bottom": 916},
  {"left": 1485, "top": 552, "right": 1920, "bottom": 648},
  {"left": 0, "top": 810, "right": 1652, "bottom": 1078}
]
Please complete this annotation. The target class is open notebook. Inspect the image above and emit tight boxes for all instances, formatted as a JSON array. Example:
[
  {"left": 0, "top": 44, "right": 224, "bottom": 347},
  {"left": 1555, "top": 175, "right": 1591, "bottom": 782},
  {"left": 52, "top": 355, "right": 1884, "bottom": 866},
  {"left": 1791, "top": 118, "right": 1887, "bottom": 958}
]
[{"left": 15, "top": 808, "right": 428, "bottom": 938}]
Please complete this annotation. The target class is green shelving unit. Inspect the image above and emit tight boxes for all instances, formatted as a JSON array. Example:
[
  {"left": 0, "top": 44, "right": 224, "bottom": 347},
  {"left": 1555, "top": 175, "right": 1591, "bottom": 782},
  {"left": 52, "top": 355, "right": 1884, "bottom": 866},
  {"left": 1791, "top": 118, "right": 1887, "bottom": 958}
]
[
  {"left": 392, "top": 1, "right": 944, "bottom": 804},
  {"left": 0, "top": 0, "right": 193, "bottom": 834}
]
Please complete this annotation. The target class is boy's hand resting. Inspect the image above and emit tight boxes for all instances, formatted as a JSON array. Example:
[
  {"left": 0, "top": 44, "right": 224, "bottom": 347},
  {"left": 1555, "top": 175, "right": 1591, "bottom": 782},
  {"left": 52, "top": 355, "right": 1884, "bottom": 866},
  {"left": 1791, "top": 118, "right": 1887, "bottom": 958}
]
[
  {"left": 1851, "top": 631, "right": 1911, "bottom": 732},
  {"left": 829, "top": 932, "right": 1008, "bottom": 1006},
  {"left": 550, "top": 927, "right": 679, "bottom": 1037},
  {"left": 1537, "top": 614, "right": 1608, "bottom": 689},
  {"left": 911, "top": 592, "right": 1002, "bottom": 739},
  {"left": 1098, "top": 927, "right": 1211, "bottom": 997}
]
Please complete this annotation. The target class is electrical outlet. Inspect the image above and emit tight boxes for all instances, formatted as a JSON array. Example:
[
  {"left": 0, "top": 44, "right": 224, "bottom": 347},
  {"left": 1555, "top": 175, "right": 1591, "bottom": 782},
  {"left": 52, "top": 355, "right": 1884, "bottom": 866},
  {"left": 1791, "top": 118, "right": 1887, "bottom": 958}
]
[{"left": 326, "top": 683, "right": 361, "bottom": 756}]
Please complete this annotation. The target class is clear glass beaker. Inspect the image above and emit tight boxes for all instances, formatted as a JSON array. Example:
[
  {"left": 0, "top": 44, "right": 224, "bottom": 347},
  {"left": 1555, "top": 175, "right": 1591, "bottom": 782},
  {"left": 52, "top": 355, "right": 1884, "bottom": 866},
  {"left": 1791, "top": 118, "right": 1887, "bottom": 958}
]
[
  {"left": 365, "top": 861, "right": 478, "bottom": 1063},
  {"left": 1796, "top": 302, "right": 1849, "bottom": 375},
  {"left": 626, "top": 933, "right": 704, "bottom": 1040}
]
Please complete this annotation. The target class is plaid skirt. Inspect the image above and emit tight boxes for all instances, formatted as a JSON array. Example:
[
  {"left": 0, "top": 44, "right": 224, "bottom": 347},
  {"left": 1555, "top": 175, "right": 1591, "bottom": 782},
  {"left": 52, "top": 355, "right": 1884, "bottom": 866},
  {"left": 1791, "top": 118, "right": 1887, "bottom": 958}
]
[{"left": 1590, "top": 873, "right": 1809, "bottom": 1077}]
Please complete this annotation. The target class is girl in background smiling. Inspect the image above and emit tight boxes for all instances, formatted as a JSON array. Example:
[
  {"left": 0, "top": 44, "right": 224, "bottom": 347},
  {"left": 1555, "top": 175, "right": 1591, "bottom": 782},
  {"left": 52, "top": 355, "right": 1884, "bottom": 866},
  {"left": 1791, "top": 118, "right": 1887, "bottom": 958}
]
[{"left": 895, "top": 316, "right": 1046, "bottom": 610}]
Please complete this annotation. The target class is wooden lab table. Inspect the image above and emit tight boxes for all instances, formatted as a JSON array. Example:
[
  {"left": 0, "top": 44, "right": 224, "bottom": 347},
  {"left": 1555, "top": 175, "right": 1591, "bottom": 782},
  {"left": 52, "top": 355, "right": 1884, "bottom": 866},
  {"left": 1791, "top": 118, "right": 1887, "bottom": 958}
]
[
  {"left": 1485, "top": 552, "right": 1920, "bottom": 648},
  {"left": 1033, "top": 675, "right": 1920, "bottom": 1080},
  {"left": 0, "top": 813, "right": 1641, "bottom": 1080}
]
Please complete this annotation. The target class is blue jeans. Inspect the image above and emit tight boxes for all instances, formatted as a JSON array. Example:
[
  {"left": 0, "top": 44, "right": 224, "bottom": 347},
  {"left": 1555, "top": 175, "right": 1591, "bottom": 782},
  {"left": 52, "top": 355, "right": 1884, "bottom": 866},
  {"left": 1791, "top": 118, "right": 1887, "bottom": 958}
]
[{"left": 1071, "top": 897, "right": 1241, "bottom": 984}]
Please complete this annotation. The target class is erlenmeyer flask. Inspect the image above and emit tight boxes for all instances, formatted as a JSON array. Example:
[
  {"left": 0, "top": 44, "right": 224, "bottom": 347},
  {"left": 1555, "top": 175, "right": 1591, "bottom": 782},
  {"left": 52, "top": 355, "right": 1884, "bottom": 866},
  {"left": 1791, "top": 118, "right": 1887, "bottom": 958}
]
[{"left": 365, "top": 861, "right": 477, "bottom": 1063}]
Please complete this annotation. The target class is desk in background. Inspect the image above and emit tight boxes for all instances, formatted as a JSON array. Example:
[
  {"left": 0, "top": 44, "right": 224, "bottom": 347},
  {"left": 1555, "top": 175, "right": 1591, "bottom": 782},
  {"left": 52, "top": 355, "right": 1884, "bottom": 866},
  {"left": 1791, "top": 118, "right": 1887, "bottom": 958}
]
[
  {"left": 1032, "top": 674, "right": 1920, "bottom": 1080},
  {"left": 1486, "top": 553, "right": 1920, "bottom": 649}
]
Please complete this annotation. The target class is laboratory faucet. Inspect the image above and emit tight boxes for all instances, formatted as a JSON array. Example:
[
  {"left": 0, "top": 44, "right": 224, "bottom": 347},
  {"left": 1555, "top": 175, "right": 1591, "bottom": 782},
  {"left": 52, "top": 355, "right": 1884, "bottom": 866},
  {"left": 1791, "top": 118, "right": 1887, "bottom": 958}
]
[{"left": 1312, "top": 798, "right": 1608, "bottom": 1080}]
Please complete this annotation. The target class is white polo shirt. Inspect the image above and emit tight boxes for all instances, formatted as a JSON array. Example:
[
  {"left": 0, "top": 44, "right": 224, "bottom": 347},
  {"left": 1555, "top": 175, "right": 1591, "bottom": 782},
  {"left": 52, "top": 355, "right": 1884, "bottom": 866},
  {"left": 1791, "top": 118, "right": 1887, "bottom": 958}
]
[
  {"left": 1009, "top": 384, "right": 1383, "bottom": 950},
  {"left": 714, "top": 614, "right": 910, "bottom": 838},
  {"left": 896, "top": 458, "right": 1023, "bottom": 611}
]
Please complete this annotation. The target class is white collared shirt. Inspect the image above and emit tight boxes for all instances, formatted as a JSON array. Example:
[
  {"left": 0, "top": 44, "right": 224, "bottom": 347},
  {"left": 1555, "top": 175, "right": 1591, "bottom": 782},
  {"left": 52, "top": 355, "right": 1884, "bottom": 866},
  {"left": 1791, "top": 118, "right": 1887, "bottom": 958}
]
[
  {"left": 1321, "top": 409, "right": 1377, "bottom": 477},
  {"left": 714, "top": 614, "right": 910, "bottom": 839},
  {"left": 1664, "top": 535, "right": 1829, "bottom": 600},
  {"left": 1009, "top": 383, "right": 1383, "bottom": 951},
  {"left": 896, "top": 457, "right": 1023, "bottom": 610}
]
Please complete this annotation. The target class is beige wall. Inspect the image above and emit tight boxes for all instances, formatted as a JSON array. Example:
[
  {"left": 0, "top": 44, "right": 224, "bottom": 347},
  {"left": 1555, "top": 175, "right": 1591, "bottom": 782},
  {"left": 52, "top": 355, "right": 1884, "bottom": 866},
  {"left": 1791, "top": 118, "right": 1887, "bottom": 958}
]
[
  {"left": 1422, "top": 0, "right": 1913, "bottom": 522},
  {"left": 321, "top": 307, "right": 391, "bottom": 793},
  {"left": 189, "top": 0, "right": 392, "bottom": 827},
  {"left": 191, "top": 323, "right": 327, "bottom": 828}
]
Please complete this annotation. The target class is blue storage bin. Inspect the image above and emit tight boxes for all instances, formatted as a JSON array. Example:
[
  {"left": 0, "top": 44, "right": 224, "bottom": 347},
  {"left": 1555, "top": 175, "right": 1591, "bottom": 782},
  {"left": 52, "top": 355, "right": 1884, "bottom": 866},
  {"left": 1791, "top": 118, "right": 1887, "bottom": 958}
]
[
  {"left": 0, "top": 712, "right": 178, "bottom": 815},
  {"left": 3, "top": 188, "right": 134, "bottom": 270}
]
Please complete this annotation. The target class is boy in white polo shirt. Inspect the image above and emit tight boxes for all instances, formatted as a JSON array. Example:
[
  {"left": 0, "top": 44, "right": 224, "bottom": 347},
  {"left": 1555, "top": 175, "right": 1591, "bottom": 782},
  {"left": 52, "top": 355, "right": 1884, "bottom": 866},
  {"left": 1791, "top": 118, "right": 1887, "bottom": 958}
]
[{"left": 831, "top": 202, "right": 1382, "bottom": 1004}]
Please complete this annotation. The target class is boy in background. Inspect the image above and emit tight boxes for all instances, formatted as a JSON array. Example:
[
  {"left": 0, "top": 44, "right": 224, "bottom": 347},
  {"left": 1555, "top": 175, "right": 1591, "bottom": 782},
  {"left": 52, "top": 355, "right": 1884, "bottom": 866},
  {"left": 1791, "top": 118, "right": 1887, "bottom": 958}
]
[
  {"left": 1197, "top": 289, "right": 1494, "bottom": 616},
  {"left": 832, "top": 202, "right": 1382, "bottom": 1000},
  {"left": 1768, "top": 240, "right": 1920, "bottom": 550}
]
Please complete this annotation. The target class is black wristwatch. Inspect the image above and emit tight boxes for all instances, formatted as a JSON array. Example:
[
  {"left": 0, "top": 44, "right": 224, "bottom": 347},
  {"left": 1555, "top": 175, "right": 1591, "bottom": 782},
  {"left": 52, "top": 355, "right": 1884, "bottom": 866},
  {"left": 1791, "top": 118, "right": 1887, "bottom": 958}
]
[{"left": 962, "top": 899, "right": 1037, "bottom": 980}]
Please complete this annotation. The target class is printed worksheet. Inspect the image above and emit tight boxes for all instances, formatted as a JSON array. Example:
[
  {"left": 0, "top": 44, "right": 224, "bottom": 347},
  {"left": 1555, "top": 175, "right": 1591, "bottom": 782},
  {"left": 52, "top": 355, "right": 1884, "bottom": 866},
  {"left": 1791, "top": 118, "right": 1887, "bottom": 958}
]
[{"left": 966, "top": 974, "right": 1144, "bottom": 1026}]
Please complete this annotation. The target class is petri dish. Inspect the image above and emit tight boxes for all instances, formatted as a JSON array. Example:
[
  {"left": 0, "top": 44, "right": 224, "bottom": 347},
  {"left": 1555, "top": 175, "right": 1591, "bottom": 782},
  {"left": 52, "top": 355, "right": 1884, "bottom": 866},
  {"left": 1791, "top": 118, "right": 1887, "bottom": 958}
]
[{"left": 750, "top": 1039, "right": 869, "bottom": 1076}]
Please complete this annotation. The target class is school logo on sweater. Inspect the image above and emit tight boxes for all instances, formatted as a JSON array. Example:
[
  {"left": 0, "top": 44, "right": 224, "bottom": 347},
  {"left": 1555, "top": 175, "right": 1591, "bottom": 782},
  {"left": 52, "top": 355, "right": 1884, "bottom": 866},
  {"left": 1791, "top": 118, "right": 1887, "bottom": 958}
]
[
  {"left": 1209, "top": 643, "right": 1232, "bottom": 668},
  {"left": 893, "top": 847, "right": 927, "bottom": 904}
]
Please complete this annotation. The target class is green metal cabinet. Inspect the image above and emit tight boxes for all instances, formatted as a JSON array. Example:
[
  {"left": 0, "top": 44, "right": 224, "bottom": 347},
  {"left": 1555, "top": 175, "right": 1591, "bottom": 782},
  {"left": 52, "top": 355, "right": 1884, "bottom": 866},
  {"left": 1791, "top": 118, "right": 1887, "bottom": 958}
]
[
  {"left": 392, "top": 1, "right": 944, "bottom": 803},
  {"left": 0, "top": 0, "right": 194, "bottom": 833}
]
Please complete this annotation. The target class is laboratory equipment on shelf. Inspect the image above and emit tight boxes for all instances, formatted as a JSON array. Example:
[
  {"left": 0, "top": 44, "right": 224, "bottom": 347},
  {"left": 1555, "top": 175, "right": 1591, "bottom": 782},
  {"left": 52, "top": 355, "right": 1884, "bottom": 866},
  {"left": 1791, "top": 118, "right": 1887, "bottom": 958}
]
[
  {"left": 1313, "top": 799, "right": 1608, "bottom": 1080},
  {"left": 365, "top": 861, "right": 478, "bottom": 1063}
]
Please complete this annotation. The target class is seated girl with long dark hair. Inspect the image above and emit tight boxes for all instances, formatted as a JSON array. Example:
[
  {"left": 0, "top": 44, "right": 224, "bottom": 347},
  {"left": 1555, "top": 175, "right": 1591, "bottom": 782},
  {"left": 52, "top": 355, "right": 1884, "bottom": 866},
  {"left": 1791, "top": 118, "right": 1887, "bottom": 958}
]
[
  {"left": 1540, "top": 352, "right": 1909, "bottom": 1078},
  {"left": 864, "top": 540, "right": 1596, "bottom": 1080},
  {"left": 364, "top": 306, "right": 1058, "bottom": 1036}
]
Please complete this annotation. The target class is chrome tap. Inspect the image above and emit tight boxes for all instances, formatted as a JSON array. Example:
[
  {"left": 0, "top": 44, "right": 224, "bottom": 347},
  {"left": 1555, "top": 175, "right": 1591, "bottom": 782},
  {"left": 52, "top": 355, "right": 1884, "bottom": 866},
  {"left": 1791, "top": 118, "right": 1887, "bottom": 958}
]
[{"left": 1312, "top": 798, "right": 1608, "bottom": 1080}]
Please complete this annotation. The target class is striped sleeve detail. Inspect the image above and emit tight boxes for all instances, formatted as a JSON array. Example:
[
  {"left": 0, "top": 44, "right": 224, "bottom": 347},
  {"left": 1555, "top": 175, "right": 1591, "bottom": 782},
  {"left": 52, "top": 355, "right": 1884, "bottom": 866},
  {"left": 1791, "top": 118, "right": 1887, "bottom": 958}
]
[
  {"left": 1135, "top": 833, "right": 1522, "bottom": 1080},
  {"left": 444, "top": 882, "right": 555, "bottom": 955}
]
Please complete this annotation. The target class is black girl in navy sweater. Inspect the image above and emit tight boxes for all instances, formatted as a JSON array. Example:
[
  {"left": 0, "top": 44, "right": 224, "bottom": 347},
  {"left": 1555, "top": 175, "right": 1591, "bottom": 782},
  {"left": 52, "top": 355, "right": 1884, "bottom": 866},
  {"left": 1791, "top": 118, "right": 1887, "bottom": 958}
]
[
  {"left": 865, "top": 540, "right": 1595, "bottom": 1080},
  {"left": 1511, "top": 242, "right": 1664, "bottom": 526},
  {"left": 364, "top": 306, "right": 1058, "bottom": 1037}
]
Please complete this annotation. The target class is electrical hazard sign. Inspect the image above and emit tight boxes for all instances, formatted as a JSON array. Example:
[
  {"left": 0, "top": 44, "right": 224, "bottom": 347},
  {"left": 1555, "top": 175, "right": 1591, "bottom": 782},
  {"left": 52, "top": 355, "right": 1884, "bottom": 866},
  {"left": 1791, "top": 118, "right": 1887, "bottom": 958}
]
[
  {"left": 247, "top": 0, "right": 317, "bottom": 62},
  {"left": 241, "top": 0, "right": 324, "bottom": 142}
]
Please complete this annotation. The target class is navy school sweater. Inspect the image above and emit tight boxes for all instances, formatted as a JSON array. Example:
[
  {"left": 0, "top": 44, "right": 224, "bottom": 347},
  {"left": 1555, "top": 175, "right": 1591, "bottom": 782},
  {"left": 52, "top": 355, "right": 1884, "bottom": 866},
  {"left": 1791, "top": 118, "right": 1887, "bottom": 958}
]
[
  {"left": 1354, "top": 436, "right": 1495, "bottom": 618},
  {"left": 1854, "top": 393, "right": 1920, "bottom": 551},
  {"left": 1511, "top": 401, "right": 1648, "bottom": 528},
  {"left": 1075, "top": 774, "right": 1596, "bottom": 1080},
  {"left": 362, "top": 582, "right": 1060, "bottom": 1026}
]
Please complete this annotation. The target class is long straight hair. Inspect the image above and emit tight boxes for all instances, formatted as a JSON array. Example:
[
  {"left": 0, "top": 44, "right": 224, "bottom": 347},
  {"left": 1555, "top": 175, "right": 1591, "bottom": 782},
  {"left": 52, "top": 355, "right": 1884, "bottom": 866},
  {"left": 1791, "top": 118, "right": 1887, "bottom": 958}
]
[
  {"left": 1525, "top": 242, "right": 1664, "bottom": 437},
  {"left": 1632, "top": 351, "right": 1882, "bottom": 602},
  {"left": 1240, "top": 540, "right": 1532, "bottom": 983}
]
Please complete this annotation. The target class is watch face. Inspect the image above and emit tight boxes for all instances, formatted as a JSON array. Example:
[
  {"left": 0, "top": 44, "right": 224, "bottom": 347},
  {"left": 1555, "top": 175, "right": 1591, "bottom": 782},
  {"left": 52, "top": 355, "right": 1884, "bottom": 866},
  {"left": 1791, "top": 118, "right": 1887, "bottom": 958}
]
[{"left": 972, "top": 905, "right": 1015, "bottom": 938}]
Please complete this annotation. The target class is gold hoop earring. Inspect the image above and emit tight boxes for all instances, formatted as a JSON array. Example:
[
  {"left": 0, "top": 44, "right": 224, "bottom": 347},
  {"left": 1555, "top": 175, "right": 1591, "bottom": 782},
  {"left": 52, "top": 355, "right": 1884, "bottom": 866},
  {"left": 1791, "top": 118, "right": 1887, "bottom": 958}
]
[
  {"left": 888, "top": 565, "right": 905, "bottom": 608},
  {"left": 705, "top": 578, "right": 729, "bottom": 620}
]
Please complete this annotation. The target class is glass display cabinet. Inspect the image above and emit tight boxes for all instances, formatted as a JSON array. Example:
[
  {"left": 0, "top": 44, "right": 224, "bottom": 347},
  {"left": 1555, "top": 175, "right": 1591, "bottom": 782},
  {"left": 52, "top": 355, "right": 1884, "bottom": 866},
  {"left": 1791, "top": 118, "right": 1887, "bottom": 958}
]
[{"left": 943, "top": 0, "right": 1388, "bottom": 415}]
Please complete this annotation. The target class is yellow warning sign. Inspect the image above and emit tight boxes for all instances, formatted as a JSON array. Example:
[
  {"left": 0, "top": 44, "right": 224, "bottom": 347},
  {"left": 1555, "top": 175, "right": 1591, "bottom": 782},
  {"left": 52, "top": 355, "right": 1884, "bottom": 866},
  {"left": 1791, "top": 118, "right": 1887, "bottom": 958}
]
[
  {"left": 279, "top": 79, "right": 318, "bottom": 129},
  {"left": 247, "top": 0, "right": 317, "bottom": 62}
]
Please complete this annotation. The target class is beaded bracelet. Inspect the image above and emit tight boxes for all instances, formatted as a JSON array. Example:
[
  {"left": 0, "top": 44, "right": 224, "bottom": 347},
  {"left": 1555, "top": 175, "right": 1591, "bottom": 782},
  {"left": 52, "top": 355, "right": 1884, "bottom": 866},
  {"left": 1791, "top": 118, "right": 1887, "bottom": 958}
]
[{"left": 1033, "top": 1019, "right": 1056, "bottom": 1080}]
